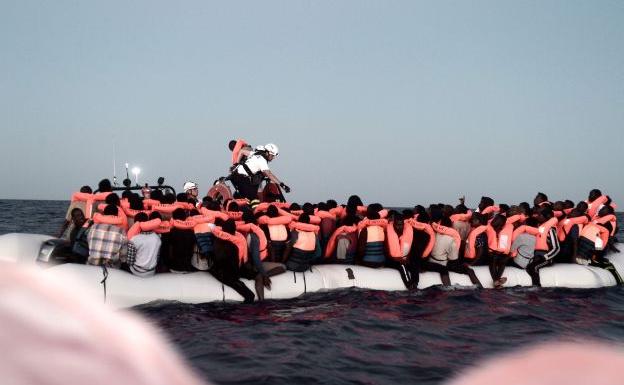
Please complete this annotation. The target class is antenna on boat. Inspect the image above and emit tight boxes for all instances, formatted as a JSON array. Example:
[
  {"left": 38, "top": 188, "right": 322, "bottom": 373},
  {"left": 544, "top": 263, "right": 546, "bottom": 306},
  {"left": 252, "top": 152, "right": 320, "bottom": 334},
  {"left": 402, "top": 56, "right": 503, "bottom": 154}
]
[
  {"left": 112, "top": 143, "right": 118, "bottom": 186},
  {"left": 125, "top": 163, "right": 130, "bottom": 181}
]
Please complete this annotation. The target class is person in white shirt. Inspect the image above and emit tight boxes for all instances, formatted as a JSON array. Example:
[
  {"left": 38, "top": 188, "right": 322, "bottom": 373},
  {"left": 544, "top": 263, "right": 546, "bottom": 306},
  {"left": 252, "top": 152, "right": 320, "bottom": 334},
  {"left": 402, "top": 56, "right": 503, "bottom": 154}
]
[
  {"left": 126, "top": 213, "right": 162, "bottom": 277},
  {"left": 229, "top": 143, "right": 290, "bottom": 201}
]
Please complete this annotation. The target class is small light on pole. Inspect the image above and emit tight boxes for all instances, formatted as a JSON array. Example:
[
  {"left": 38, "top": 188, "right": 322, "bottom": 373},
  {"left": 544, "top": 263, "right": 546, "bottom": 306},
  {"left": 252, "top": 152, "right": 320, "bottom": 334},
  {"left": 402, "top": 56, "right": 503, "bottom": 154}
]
[{"left": 132, "top": 167, "right": 141, "bottom": 186}]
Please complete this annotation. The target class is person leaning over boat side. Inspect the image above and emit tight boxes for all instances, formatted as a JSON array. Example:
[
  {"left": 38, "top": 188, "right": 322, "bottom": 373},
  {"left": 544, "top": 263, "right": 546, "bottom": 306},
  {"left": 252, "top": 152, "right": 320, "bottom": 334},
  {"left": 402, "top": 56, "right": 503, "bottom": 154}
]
[
  {"left": 229, "top": 143, "right": 290, "bottom": 201},
  {"left": 86, "top": 204, "right": 128, "bottom": 268},
  {"left": 125, "top": 212, "right": 161, "bottom": 277},
  {"left": 58, "top": 185, "right": 92, "bottom": 238},
  {"left": 524, "top": 207, "right": 560, "bottom": 286},
  {"left": 573, "top": 220, "right": 623, "bottom": 284},
  {"left": 210, "top": 219, "right": 256, "bottom": 303}
]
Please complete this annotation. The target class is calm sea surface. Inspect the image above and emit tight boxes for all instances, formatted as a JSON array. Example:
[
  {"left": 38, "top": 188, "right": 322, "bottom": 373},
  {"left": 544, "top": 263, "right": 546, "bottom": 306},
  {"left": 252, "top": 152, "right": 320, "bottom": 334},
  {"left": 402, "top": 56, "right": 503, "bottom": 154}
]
[{"left": 2, "top": 199, "right": 624, "bottom": 385}]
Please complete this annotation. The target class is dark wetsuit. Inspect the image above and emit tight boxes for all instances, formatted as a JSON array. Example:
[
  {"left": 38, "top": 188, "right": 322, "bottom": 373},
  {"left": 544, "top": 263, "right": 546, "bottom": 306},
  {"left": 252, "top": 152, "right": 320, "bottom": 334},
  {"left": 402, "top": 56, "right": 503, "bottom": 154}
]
[{"left": 210, "top": 238, "right": 256, "bottom": 303}]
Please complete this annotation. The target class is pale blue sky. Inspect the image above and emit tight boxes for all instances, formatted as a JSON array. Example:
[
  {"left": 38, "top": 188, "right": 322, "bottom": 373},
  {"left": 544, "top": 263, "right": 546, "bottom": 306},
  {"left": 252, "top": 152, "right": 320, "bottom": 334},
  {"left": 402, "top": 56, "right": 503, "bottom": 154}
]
[{"left": 1, "top": 1, "right": 623, "bottom": 207}]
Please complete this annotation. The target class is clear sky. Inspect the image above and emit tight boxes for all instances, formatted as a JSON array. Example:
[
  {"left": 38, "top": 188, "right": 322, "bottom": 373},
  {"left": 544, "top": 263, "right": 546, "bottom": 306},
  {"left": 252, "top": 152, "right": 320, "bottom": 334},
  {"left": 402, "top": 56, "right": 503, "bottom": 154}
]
[{"left": 1, "top": 1, "right": 623, "bottom": 207}]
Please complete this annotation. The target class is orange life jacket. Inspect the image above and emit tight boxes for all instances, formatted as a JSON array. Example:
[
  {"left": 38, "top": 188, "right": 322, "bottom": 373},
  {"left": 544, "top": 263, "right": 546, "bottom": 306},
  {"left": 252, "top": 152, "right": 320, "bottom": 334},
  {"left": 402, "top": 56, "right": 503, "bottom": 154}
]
[
  {"left": 405, "top": 219, "right": 436, "bottom": 258},
  {"left": 481, "top": 206, "right": 500, "bottom": 216},
  {"left": 534, "top": 217, "right": 559, "bottom": 251},
  {"left": 557, "top": 216, "right": 588, "bottom": 241},
  {"left": 486, "top": 223, "right": 514, "bottom": 255},
  {"left": 464, "top": 225, "right": 488, "bottom": 260},
  {"left": 450, "top": 210, "right": 472, "bottom": 223},
  {"left": 226, "top": 211, "right": 243, "bottom": 221},
  {"left": 127, "top": 219, "right": 162, "bottom": 240},
  {"left": 386, "top": 222, "right": 413, "bottom": 261},
  {"left": 579, "top": 223, "right": 609, "bottom": 251},
  {"left": 71, "top": 191, "right": 112, "bottom": 219},
  {"left": 357, "top": 218, "right": 388, "bottom": 232},
  {"left": 237, "top": 223, "right": 268, "bottom": 260},
  {"left": 200, "top": 208, "right": 229, "bottom": 222},
  {"left": 586, "top": 195, "right": 609, "bottom": 219},
  {"left": 593, "top": 214, "right": 617, "bottom": 237},
  {"left": 93, "top": 213, "right": 124, "bottom": 227},
  {"left": 324, "top": 225, "right": 358, "bottom": 258},
  {"left": 290, "top": 222, "right": 319, "bottom": 252},
  {"left": 170, "top": 219, "right": 197, "bottom": 231},
  {"left": 431, "top": 222, "right": 461, "bottom": 252},
  {"left": 231, "top": 139, "right": 248, "bottom": 165},
  {"left": 258, "top": 215, "right": 291, "bottom": 242}
]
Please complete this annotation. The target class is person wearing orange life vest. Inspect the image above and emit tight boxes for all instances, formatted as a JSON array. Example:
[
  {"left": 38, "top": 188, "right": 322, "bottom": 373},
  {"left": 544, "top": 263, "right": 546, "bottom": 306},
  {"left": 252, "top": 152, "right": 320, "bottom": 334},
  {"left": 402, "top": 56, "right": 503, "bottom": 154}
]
[
  {"left": 573, "top": 220, "right": 622, "bottom": 284},
  {"left": 483, "top": 214, "right": 512, "bottom": 289},
  {"left": 86, "top": 204, "right": 128, "bottom": 268},
  {"left": 384, "top": 212, "right": 419, "bottom": 290},
  {"left": 239, "top": 209, "right": 286, "bottom": 295},
  {"left": 58, "top": 185, "right": 92, "bottom": 238},
  {"left": 524, "top": 207, "right": 561, "bottom": 286},
  {"left": 162, "top": 208, "right": 196, "bottom": 272},
  {"left": 283, "top": 214, "right": 321, "bottom": 272},
  {"left": 356, "top": 205, "right": 388, "bottom": 268},
  {"left": 594, "top": 205, "right": 620, "bottom": 254},
  {"left": 533, "top": 192, "right": 552, "bottom": 211},
  {"left": 555, "top": 208, "right": 589, "bottom": 263},
  {"left": 325, "top": 215, "right": 359, "bottom": 264},
  {"left": 125, "top": 212, "right": 161, "bottom": 277},
  {"left": 258, "top": 204, "right": 292, "bottom": 262},
  {"left": 228, "top": 139, "right": 254, "bottom": 171},
  {"left": 209, "top": 219, "right": 256, "bottom": 303},
  {"left": 230, "top": 143, "right": 291, "bottom": 201},
  {"left": 416, "top": 207, "right": 452, "bottom": 286}
]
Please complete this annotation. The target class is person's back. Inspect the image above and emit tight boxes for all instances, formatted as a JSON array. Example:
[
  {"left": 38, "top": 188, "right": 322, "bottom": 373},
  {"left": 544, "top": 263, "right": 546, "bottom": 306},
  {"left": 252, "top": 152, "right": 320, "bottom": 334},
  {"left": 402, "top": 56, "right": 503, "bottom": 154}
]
[
  {"left": 511, "top": 233, "right": 535, "bottom": 269},
  {"left": 430, "top": 233, "right": 458, "bottom": 266},
  {"left": 166, "top": 209, "right": 196, "bottom": 272},
  {"left": 87, "top": 205, "right": 127, "bottom": 268},
  {"left": 127, "top": 214, "right": 162, "bottom": 277}
]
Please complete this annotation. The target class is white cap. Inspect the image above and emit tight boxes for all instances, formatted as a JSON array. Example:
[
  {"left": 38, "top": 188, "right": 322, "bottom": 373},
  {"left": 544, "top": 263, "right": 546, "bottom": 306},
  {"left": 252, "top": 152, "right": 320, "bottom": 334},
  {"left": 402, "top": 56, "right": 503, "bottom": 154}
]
[
  {"left": 183, "top": 181, "right": 198, "bottom": 192},
  {"left": 265, "top": 143, "right": 279, "bottom": 156}
]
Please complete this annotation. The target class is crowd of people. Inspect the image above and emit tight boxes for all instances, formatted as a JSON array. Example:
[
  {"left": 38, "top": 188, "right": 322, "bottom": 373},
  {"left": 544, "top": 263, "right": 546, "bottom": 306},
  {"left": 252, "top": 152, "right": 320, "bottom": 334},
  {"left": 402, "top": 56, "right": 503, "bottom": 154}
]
[{"left": 57, "top": 174, "right": 621, "bottom": 303}]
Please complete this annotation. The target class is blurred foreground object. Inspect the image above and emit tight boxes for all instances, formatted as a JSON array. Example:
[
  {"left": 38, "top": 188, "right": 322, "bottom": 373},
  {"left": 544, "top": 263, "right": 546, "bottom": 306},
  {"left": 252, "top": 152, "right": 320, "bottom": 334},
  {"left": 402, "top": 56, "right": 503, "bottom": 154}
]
[
  {"left": 449, "top": 342, "right": 624, "bottom": 385},
  {"left": 0, "top": 264, "right": 207, "bottom": 385}
]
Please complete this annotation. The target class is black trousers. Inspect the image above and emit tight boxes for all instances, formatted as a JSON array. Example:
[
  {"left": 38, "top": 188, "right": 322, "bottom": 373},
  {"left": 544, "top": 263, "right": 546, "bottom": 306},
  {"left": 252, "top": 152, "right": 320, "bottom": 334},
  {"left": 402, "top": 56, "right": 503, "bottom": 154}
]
[
  {"left": 230, "top": 174, "right": 260, "bottom": 201},
  {"left": 526, "top": 253, "right": 554, "bottom": 286}
]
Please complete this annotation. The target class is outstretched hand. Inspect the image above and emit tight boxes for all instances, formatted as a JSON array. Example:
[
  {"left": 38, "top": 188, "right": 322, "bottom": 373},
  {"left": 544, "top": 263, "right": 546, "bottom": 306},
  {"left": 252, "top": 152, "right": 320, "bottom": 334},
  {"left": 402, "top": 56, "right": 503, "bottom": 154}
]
[{"left": 280, "top": 183, "right": 291, "bottom": 193}]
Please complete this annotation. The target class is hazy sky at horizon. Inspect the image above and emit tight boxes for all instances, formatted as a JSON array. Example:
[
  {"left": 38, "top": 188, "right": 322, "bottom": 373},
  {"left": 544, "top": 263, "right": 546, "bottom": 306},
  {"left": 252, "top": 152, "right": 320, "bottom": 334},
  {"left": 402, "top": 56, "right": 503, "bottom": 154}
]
[{"left": 1, "top": 1, "right": 623, "bottom": 207}]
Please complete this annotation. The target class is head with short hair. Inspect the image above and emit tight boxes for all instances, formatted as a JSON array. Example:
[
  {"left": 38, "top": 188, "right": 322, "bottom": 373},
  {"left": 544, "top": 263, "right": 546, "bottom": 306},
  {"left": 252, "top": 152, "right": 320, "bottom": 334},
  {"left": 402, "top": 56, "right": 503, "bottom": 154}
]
[
  {"left": 242, "top": 209, "right": 256, "bottom": 224},
  {"left": 534, "top": 192, "right": 549, "bottom": 206},
  {"left": 228, "top": 140, "right": 237, "bottom": 151},
  {"left": 176, "top": 193, "right": 188, "bottom": 203},
  {"left": 302, "top": 203, "right": 315, "bottom": 216},
  {"left": 227, "top": 201, "right": 240, "bottom": 212},
  {"left": 490, "top": 214, "right": 507, "bottom": 232},
  {"left": 134, "top": 212, "right": 149, "bottom": 223},
  {"left": 326, "top": 200, "right": 338, "bottom": 209},
  {"left": 80, "top": 185, "right": 92, "bottom": 193},
  {"left": 267, "top": 205, "right": 279, "bottom": 218},
  {"left": 103, "top": 204, "right": 118, "bottom": 216},
  {"left": 347, "top": 195, "right": 363, "bottom": 209},
  {"left": 148, "top": 211, "right": 162, "bottom": 220},
  {"left": 298, "top": 213, "right": 310, "bottom": 224},
  {"left": 105, "top": 193, "right": 120, "bottom": 207},
  {"left": 576, "top": 201, "right": 589, "bottom": 213},
  {"left": 98, "top": 179, "right": 112, "bottom": 193},
  {"left": 172, "top": 208, "right": 187, "bottom": 221},
  {"left": 470, "top": 212, "right": 486, "bottom": 227},
  {"left": 537, "top": 207, "right": 554, "bottom": 223},
  {"left": 588, "top": 189, "right": 602, "bottom": 202},
  {"left": 478, "top": 197, "right": 494, "bottom": 212},
  {"left": 222, "top": 219, "right": 236, "bottom": 235}
]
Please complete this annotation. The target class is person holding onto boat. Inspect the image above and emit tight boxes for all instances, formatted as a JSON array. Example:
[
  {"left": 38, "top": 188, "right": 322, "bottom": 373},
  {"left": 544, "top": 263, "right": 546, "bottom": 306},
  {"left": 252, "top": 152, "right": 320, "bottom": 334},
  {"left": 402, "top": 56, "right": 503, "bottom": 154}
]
[{"left": 229, "top": 143, "right": 290, "bottom": 201}]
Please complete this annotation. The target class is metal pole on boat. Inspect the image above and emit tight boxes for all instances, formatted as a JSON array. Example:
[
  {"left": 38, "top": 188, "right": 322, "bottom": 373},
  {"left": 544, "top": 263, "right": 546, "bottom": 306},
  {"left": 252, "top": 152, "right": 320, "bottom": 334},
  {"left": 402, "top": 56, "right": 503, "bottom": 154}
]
[
  {"left": 125, "top": 163, "right": 130, "bottom": 181},
  {"left": 112, "top": 143, "right": 118, "bottom": 186}
]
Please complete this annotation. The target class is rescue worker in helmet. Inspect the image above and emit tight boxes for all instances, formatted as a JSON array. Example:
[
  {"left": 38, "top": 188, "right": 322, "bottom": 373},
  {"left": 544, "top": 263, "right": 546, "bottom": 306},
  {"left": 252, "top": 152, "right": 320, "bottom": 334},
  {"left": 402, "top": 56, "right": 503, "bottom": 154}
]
[
  {"left": 229, "top": 143, "right": 291, "bottom": 201},
  {"left": 183, "top": 181, "right": 199, "bottom": 206}
]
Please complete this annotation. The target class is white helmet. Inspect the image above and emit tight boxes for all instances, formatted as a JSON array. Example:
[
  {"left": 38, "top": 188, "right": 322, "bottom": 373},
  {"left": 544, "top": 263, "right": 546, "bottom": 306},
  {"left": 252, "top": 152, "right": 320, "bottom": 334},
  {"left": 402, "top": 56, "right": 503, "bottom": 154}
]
[
  {"left": 183, "top": 181, "right": 198, "bottom": 192},
  {"left": 265, "top": 143, "right": 279, "bottom": 157}
]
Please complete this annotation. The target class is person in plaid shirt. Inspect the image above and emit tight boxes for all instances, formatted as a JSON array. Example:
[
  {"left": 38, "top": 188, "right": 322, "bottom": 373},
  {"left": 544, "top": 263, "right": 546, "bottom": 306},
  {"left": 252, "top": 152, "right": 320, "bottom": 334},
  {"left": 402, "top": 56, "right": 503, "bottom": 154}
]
[{"left": 87, "top": 204, "right": 127, "bottom": 268}]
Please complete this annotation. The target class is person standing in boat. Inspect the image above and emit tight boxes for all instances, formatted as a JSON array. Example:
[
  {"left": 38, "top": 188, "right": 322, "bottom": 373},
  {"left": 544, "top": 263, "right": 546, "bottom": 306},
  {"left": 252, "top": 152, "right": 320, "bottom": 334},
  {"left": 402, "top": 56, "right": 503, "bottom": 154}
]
[{"left": 229, "top": 143, "right": 290, "bottom": 201}]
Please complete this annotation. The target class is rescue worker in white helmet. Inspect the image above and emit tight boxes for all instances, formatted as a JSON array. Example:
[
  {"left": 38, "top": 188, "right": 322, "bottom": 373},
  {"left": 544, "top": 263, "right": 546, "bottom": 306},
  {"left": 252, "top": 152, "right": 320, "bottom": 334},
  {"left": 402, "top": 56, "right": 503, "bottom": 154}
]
[
  {"left": 183, "top": 181, "right": 199, "bottom": 206},
  {"left": 229, "top": 143, "right": 290, "bottom": 201}
]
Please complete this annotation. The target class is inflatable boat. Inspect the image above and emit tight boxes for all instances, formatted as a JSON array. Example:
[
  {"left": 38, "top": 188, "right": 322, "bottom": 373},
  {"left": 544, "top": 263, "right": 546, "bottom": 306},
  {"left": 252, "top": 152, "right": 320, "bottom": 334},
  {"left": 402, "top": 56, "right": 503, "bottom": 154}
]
[{"left": 1, "top": 233, "right": 622, "bottom": 309}]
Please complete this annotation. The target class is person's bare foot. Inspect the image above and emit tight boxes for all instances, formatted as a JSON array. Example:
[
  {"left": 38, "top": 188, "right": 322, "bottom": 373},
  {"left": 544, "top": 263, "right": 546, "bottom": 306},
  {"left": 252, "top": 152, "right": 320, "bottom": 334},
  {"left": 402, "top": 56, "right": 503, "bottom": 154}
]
[{"left": 494, "top": 277, "right": 507, "bottom": 289}]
